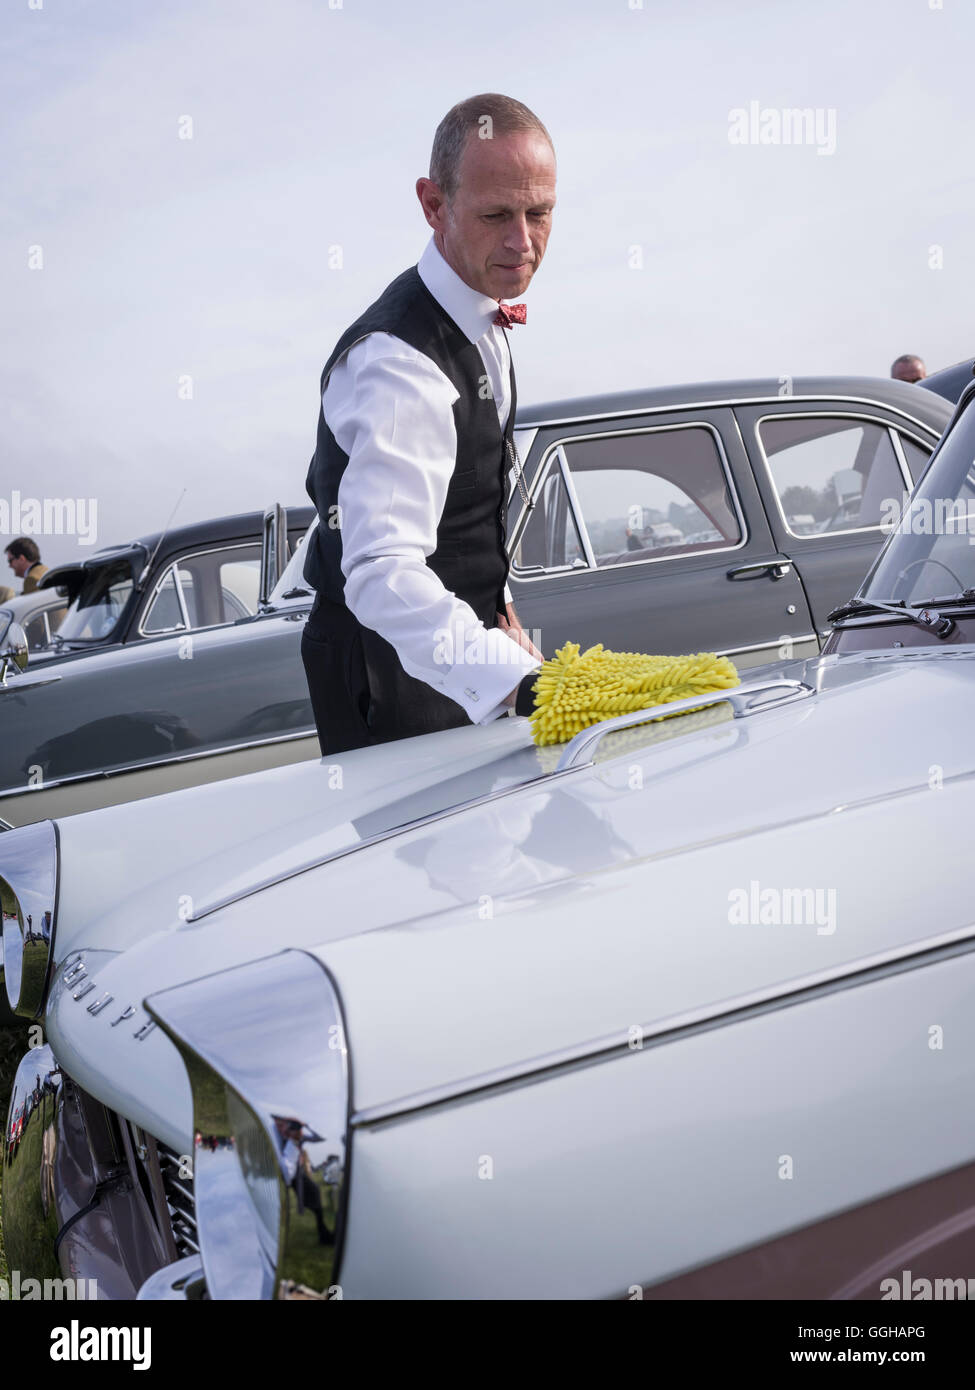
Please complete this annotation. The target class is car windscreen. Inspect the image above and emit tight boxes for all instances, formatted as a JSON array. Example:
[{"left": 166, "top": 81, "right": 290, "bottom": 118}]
[
  {"left": 864, "top": 401, "right": 975, "bottom": 604},
  {"left": 0, "top": 608, "right": 12, "bottom": 646},
  {"left": 55, "top": 556, "right": 138, "bottom": 643}
]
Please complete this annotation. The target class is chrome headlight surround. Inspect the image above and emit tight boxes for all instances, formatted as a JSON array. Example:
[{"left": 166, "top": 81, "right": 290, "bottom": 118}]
[
  {"left": 146, "top": 950, "right": 350, "bottom": 1301},
  {"left": 0, "top": 819, "right": 59, "bottom": 1020}
]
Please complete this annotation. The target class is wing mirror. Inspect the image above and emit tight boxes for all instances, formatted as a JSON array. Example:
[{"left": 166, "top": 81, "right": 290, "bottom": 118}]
[{"left": 0, "top": 623, "right": 28, "bottom": 686}]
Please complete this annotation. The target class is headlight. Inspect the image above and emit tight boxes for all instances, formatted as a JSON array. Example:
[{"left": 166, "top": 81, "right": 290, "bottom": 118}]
[
  {"left": 145, "top": 950, "right": 349, "bottom": 1300},
  {"left": 0, "top": 820, "right": 58, "bottom": 1020}
]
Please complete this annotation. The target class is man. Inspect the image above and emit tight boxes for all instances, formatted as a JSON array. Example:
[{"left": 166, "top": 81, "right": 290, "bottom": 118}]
[
  {"left": 5, "top": 537, "right": 48, "bottom": 593},
  {"left": 302, "top": 93, "right": 554, "bottom": 756},
  {"left": 891, "top": 354, "right": 926, "bottom": 384}
]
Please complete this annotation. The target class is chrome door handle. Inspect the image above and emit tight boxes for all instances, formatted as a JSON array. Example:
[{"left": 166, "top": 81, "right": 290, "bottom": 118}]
[{"left": 727, "top": 559, "right": 793, "bottom": 581}]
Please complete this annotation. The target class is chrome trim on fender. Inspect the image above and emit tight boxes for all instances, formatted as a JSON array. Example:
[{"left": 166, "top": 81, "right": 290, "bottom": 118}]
[
  {"left": 145, "top": 950, "right": 350, "bottom": 1301},
  {"left": 350, "top": 920, "right": 975, "bottom": 1129},
  {"left": 0, "top": 819, "right": 59, "bottom": 1017}
]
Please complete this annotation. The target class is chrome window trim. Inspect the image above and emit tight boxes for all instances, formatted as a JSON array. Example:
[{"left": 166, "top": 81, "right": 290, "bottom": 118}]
[
  {"left": 350, "top": 923, "right": 975, "bottom": 1128},
  {"left": 890, "top": 427, "right": 934, "bottom": 485},
  {"left": 137, "top": 563, "right": 186, "bottom": 637},
  {"left": 136, "top": 542, "right": 261, "bottom": 639},
  {"left": 508, "top": 419, "right": 748, "bottom": 582},
  {"left": 0, "top": 727, "right": 316, "bottom": 802},
  {"left": 519, "top": 392, "right": 944, "bottom": 437},
  {"left": 555, "top": 445, "right": 598, "bottom": 569},
  {"left": 751, "top": 411, "right": 917, "bottom": 542}
]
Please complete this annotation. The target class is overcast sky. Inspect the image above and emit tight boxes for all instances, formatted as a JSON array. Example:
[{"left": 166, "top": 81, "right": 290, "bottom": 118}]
[{"left": 3, "top": 0, "right": 974, "bottom": 568}]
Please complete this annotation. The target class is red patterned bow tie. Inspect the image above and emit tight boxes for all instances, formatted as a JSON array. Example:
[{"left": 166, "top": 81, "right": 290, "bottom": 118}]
[{"left": 493, "top": 301, "right": 527, "bottom": 328}]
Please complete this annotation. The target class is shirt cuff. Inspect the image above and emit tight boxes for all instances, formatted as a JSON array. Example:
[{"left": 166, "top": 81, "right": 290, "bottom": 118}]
[{"left": 430, "top": 627, "right": 541, "bottom": 724}]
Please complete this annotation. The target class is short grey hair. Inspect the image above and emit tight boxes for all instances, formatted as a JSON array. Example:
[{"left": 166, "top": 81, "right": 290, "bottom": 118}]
[{"left": 429, "top": 93, "right": 554, "bottom": 203}]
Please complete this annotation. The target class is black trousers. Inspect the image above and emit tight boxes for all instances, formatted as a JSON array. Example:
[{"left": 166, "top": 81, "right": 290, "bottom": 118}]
[{"left": 301, "top": 595, "right": 473, "bottom": 756}]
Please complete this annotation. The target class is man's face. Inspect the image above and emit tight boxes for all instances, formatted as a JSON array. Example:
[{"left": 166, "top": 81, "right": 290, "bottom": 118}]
[
  {"left": 6, "top": 552, "right": 29, "bottom": 578},
  {"left": 892, "top": 359, "right": 926, "bottom": 383},
  {"left": 418, "top": 131, "right": 556, "bottom": 302}
]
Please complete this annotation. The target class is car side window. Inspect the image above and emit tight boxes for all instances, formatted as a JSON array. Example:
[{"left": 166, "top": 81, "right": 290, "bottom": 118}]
[
  {"left": 23, "top": 611, "right": 50, "bottom": 650},
  {"left": 218, "top": 557, "right": 261, "bottom": 619},
  {"left": 141, "top": 545, "right": 262, "bottom": 635},
  {"left": 759, "top": 416, "right": 908, "bottom": 538},
  {"left": 512, "top": 463, "right": 588, "bottom": 572},
  {"left": 142, "top": 567, "right": 186, "bottom": 634},
  {"left": 516, "top": 426, "right": 742, "bottom": 574}
]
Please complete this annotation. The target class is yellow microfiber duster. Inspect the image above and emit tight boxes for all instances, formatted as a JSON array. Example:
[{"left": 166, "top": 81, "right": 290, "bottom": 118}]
[{"left": 522, "top": 641, "right": 740, "bottom": 747}]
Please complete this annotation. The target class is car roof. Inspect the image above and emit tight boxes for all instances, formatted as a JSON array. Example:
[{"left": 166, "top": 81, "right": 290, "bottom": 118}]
[
  {"left": 0, "top": 589, "right": 66, "bottom": 615},
  {"left": 75, "top": 504, "right": 316, "bottom": 570},
  {"left": 920, "top": 359, "right": 975, "bottom": 405},
  {"left": 518, "top": 375, "right": 952, "bottom": 430}
]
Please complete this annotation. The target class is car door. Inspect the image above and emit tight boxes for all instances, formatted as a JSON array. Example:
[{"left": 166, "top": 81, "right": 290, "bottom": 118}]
[
  {"left": 507, "top": 407, "right": 817, "bottom": 671},
  {"left": 735, "top": 403, "right": 937, "bottom": 634}
]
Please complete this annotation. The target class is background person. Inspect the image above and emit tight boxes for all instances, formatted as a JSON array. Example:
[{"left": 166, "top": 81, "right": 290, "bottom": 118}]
[
  {"left": 5, "top": 537, "right": 48, "bottom": 593},
  {"left": 890, "top": 353, "right": 926, "bottom": 383}
]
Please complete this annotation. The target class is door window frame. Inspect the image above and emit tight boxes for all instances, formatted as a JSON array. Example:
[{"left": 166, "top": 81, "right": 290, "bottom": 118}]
[{"left": 507, "top": 420, "right": 749, "bottom": 582}]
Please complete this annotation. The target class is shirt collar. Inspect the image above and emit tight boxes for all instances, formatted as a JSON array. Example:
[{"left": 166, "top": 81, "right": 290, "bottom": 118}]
[{"left": 417, "top": 235, "right": 509, "bottom": 345}]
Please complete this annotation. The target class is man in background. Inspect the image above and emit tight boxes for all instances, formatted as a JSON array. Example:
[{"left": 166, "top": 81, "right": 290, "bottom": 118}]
[
  {"left": 5, "top": 538, "right": 48, "bottom": 593},
  {"left": 891, "top": 354, "right": 926, "bottom": 383}
]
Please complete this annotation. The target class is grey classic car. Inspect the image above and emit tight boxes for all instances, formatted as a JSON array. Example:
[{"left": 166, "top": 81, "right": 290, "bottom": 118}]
[
  {"left": 2, "top": 372, "right": 975, "bottom": 1301},
  {"left": 22, "top": 505, "right": 314, "bottom": 665},
  {"left": 0, "top": 507, "right": 315, "bottom": 829},
  {"left": 0, "top": 375, "right": 948, "bottom": 829},
  {"left": 507, "top": 374, "right": 948, "bottom": 670}
]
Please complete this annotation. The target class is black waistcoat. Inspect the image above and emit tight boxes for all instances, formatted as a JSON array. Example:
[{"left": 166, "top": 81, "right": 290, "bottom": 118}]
[{"left": 303, "top": 265, "right": 516, "bottom": 630}]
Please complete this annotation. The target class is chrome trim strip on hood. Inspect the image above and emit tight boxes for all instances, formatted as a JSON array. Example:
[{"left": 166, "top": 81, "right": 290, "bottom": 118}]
[{"left": 187, "top": 675, "right": 813, "bottom": 924}]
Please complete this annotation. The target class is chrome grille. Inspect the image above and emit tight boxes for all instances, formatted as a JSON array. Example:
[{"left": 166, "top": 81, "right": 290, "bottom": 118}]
[{"left": 156, "top": 1142, "right": 199, "bottom": 1257}]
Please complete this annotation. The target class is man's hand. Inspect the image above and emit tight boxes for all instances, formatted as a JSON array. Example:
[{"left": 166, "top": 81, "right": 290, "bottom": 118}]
[{"left": 497, "top": 607, "right": 544, "bottom": 707}]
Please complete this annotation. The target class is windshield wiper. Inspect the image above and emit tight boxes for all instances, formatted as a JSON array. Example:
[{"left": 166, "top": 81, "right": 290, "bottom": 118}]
[
  {"left": 904, "top": 588, "right": 975, "bottom": 609},
  {"left": 828, "top": 597, "right": 955, "bottom": 638}
]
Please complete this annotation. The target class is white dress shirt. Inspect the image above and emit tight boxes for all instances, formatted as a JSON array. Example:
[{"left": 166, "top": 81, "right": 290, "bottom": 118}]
[{"left": 322, "top": 235, "right": 539, "bottom": 725}]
